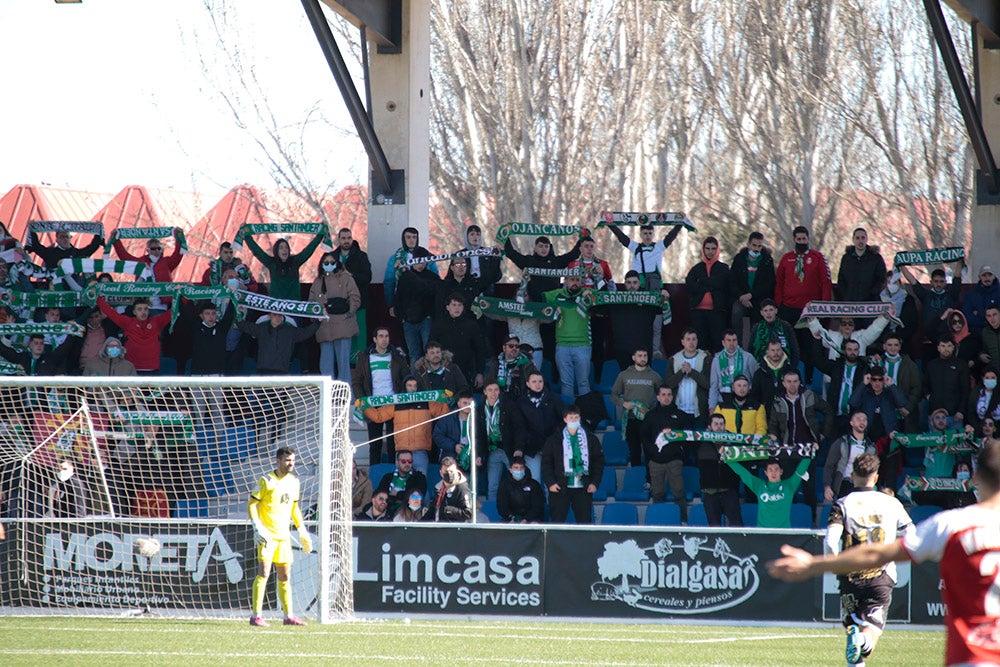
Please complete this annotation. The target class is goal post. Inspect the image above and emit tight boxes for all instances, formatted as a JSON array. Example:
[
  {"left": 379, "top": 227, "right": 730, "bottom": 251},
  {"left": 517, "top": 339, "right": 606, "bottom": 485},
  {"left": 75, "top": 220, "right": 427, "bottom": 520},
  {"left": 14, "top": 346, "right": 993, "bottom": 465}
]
[{"left": 0, "top": 376, "right": 354, "bottom": 622}]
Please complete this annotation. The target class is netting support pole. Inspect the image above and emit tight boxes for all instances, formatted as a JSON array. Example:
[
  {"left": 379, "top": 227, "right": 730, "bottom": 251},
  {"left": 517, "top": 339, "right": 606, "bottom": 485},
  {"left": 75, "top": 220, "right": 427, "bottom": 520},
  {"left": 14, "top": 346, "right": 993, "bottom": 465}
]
[
  {"left": 469, "top": 399, "right": 478, "bottom": 523},
  {"left": 317, "top": 377, "right": 333, "bottom": 624},
  {"left": 80, "top": 399, "right": 116, "bottom": 519}
]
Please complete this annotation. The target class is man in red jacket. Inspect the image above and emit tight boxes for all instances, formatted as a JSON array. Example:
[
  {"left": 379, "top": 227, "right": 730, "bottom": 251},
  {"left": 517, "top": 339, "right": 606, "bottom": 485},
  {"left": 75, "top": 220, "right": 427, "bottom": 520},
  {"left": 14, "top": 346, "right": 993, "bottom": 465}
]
[
  {"left": 113, "top": 231, "right": 184, "bottom": 314},
  {"left": 97, "top": 297, "right": 172, "bottom": 374},
  {"left": 775, "top": 226, "right": 831, "bottom": 383}
]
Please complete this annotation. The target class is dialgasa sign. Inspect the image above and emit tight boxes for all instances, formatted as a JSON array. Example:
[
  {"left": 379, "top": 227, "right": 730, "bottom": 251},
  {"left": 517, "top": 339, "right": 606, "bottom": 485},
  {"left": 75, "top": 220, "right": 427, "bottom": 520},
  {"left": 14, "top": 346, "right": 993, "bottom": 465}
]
[{"left": 590, "top": 535, "right": 759, "bottom": 614}]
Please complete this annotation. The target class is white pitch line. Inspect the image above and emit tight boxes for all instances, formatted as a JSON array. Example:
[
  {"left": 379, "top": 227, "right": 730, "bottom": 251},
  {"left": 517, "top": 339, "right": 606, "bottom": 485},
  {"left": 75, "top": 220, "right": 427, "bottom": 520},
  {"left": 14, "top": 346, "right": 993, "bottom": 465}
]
[
  {"left": 0, "top": 649, "right": 670, "bottom": 666},
  {"left": 680, "top": 634, "right": 834, "bottom": 643}
]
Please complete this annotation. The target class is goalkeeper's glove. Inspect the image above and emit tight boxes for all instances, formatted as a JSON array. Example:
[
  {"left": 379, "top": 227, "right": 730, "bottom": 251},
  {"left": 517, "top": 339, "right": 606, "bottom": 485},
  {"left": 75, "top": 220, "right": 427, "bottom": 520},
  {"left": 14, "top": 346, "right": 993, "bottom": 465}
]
[
  {"left": 298, "top": 529, "right": 313, "bottom": 554},
  {"left": 253, "top": 523, "right": 273, "bottom": 548}
]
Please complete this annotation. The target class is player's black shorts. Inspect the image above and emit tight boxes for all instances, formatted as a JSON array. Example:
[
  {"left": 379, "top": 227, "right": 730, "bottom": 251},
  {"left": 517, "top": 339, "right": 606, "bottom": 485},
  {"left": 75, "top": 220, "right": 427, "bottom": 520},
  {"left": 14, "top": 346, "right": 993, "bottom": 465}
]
[{"left": 839, "top": 573, "right": 894, "bottom": 631}]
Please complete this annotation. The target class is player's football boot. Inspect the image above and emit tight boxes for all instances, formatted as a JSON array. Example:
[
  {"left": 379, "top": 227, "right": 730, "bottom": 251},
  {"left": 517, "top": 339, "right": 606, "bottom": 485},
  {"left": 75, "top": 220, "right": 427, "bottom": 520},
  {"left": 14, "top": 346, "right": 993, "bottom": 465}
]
[
  {"left": 845, "top": 625, "right": 864, "bottom": 664},
  {"left": 283, "top": 617, "right": 307, "bottom": 626},
  {"left": 250, "top": 615, "right": 269, "bottom": 627}
]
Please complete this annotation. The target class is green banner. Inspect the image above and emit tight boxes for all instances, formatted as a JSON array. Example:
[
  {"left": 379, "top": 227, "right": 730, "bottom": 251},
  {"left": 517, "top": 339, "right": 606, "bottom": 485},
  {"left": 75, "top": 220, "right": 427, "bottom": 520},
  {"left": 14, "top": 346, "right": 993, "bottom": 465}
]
[
  {"left": 355, "top": 390, "right": 453, "bottom": 410},
  {"left": 903, "top": 475, "right": 973, "bottom": 493},
  {"left": 891, "top": 430, "right": 977, "bottom": 453},
  {"left": 589, "top": 290, "right": 672, "bottom": 322},
  {"left": 55, "top": 258, "right": 148, "bottom": 279},
  {"left": 92, "top": 282, "right": 177, "bottom": 299},
  {"left": 232, "top": 223, "right": 331, "bottom": 249},
  {"left": 114, "top": 410, "right": 194, "bottom": 442},
  {"left": 29, "top": 221, "right": 104, "bottom": 236},
  {"left": 495, "top": 222, "right": 589, "bottom": 244},
  {"left": 597, "top": 210, "right": 695, "bottom": 231},
  {"left": 474, "top": 296, "right": 559, "bottom": 321},
  {"left": 892, "top": 247, "right": 965, "bottom": 267},
  {"left": 652, "top": 429, "right": 816, "bottom": 461},
  {"left": 0, "top": 360, "right": 25, "bottom": 375}
]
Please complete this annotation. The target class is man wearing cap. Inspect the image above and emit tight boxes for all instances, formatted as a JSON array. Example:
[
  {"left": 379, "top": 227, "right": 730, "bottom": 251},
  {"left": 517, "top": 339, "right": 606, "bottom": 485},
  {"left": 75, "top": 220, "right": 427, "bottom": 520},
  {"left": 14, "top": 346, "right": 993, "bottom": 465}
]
[{"left": 961, "top": 264, "right": 999, "bottom": 334}]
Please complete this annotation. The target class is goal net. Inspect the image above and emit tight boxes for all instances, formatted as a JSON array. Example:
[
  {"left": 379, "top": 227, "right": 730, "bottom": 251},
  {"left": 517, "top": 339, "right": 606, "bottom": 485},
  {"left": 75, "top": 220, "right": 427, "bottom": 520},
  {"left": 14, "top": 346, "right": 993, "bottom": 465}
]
[{"left": 0, "top": 376, "right": 354, "bottom": 623}]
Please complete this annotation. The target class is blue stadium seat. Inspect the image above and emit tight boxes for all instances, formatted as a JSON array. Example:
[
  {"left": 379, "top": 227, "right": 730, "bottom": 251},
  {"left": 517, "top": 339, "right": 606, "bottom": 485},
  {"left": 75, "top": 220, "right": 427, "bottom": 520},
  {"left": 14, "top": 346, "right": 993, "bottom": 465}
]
[
  {"left": 789, "top": 503, "right": 814, "bottom": 529},
  {"left": 601, "top": 394, "right": 617, "bottom": 430},
  {"left": 600, "top": 431, "right": 629, "bottom": 466},
  {"left": 683, "top": 465, "right": 700, "bottom": 500},
  {"left": 740, "top": 503, "right": 758, "bottom": 527},
  {"left": 565, "top": 504, "right": 596, "bottom": 524},
  {"left": 479, "top": 500, "right": 501, "bottom": 522},
  {"left": 426, "top": 465, "right": 442, "bottom": 492},
  {"left": 593, "top": 360, "right": 621, "bottom": 394},
  {"left": 242, "top": 356, "right": 258, "bottom": 374},
  {"left": 201, "top": 459, "right": 235, "bottom": 497},
  {"left": 368, "top": 463, "right": 396, "bottom": 488},
  {"left": 687, "top": 504, "right": 709, "bottom": 526},
  {"left": 909, "top": 504, "right": 944, "bottom": 523},
  {"left": 616, "top": 466, "right": 650, "bottom": 502},
  {"left": 159, "top": 356, "right": 178, "bottom": 376},
  {"left": 651, "top": 359, "right": 668, "bottom": 378},
  {"left": 592, "top": 466, "right": 618, "bottom": 502},
  {"left": 601, "top": 503, "right": 639, "bottom": 525},
  {"left": 644, "top": 502, "right": 682, "bottom": 526},
  {"left": 219, "top": 425, "right": 256, "bottom": 461},
  {"left": 174, "top": 498, "right": 209, "bottom": 518}
]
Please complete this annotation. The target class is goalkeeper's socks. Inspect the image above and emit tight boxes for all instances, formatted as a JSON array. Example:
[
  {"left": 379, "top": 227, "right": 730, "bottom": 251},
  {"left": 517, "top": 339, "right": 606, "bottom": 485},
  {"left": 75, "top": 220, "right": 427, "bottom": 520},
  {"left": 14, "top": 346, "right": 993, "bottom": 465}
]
[
  {"left": 252, "top": 575, "right": 267, "bottom": 615},
  {"left": 277, "top": 579, "right": 293, "bottom": 617}
]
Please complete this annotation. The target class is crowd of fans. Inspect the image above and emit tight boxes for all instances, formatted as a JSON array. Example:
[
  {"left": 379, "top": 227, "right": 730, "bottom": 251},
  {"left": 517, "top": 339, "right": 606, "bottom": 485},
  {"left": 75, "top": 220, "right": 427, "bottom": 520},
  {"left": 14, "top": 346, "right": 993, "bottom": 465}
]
[{"left": 0, "top": 219, "right": 997, "bottom": 527}]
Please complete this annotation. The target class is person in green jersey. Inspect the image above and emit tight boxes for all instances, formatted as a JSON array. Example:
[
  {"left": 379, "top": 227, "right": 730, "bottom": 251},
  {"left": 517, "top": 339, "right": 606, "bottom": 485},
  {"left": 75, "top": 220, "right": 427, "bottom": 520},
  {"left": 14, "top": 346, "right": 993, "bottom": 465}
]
[{"left": 726, "top": 454, "right": 813, "bottom": 529}]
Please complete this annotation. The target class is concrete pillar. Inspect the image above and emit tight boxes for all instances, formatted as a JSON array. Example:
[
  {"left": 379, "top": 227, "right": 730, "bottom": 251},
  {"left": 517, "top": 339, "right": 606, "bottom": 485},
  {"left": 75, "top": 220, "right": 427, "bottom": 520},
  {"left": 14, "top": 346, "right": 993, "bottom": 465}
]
[
  {"left": 366, "top": 0, "right": 431, "bottom": 282},
  {"left": 969, "top": 35, "right": 1000, "bottom": 273}
]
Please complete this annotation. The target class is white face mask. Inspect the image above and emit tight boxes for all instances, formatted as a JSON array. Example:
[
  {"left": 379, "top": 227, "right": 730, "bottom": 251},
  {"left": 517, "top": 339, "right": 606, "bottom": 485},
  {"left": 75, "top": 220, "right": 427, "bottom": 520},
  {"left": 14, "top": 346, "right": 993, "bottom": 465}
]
[
  {"left": 408, "top": 500, "right": 422, "bottom": 511},
  {"left": 58, "top": 468, "right": 73, "bottom": 482},
  {"left": 323, "top": 263, "right": 337, "bottom": 273},
  {"left": 748, "top": 249, "right": 761, "bottom": 259},
  {"left": 887, "top": 282, "right": 900, "bottom": 295},
  {"left": 227, "top": 278, "right": 240, "bottom": 289},
  {"left": 567, "top": 420, "right": 581, "bottom": 430}
]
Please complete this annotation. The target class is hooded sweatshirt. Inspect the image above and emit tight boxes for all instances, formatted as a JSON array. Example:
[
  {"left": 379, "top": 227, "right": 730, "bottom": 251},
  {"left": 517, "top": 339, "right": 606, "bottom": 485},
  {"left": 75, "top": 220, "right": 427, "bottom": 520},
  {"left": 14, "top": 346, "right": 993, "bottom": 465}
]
[
  {"left": 383, "top": 227, "right": 438, "bottom": 307},
  {"left": 83, "top": 338, "right": 136, "bottom": 376},
  {"left": 685, "top": 239, "right": 730, "bottom": 312}
]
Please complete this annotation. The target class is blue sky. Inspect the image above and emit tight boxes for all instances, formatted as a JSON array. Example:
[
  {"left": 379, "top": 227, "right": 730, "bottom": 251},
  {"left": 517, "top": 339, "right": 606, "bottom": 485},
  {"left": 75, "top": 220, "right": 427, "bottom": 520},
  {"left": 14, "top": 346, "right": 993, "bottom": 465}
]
[{"left": 0, "top": 1, "right": 365, "bottom": 197}]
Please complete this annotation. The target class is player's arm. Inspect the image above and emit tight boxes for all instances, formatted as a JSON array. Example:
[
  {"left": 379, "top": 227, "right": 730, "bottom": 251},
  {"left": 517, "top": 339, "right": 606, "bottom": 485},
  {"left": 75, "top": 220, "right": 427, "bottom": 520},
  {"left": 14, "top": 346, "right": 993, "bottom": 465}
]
[
  {"left": 767, "top": 540, "right": 907, "bottom": 582},
  {"left": 290, "top": 500, "right": 312, "bottom": 553}
]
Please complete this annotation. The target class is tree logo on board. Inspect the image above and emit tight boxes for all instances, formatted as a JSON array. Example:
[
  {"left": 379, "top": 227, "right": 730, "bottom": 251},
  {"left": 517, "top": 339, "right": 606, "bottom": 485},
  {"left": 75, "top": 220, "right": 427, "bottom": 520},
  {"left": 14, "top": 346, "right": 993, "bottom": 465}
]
[{"left": 590, "top": 535, "right": 759, "bottom": 614}]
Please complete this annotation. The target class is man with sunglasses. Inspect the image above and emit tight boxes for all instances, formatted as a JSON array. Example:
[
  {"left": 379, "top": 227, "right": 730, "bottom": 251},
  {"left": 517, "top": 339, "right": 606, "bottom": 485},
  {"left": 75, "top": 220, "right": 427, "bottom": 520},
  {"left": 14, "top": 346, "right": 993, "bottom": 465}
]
[{"left": 484, "top": 335, "right": 537, "bottom": 401}]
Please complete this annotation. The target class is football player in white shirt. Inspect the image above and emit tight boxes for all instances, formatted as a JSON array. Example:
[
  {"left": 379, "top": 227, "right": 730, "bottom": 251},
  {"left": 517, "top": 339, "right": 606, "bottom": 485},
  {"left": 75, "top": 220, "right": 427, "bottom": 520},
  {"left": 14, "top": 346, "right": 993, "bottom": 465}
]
[{"left": 770, "top": 446, "right": 1000, "bottom": 667}]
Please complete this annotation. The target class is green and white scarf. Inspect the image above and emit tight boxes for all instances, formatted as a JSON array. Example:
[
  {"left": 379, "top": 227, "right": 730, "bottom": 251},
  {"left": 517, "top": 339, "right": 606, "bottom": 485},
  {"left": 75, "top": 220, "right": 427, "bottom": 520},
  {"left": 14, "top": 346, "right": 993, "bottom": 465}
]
[
  {"left": 483, "top": 400, "right": 502, "bottom": 449},
  {"left": 56, "top": 258, "right": 148, "bottom": 280},
  {"left": 493, "top": 352, "right": 530, "bottom": 388},
  {"left": 893, "top": 247, "right": 965, "bottom": 268},
  {"left": 474, "top": 296, "right": 559, "bottom": 321},
  {"left": 235, "top": 289, "right": 327, "bottom": 319},
  {"left": 890, "top": 430, "right": 978, "bottom": 453},
  {"left": 231, "top": 223, "right": 331, "bottom": 250},
  {"left": 794, "top": 301, "right": 902, "bottom": 328},
  {"left": 903, "top": 475, "right": 974, "bottom": 493},
  {"left": 105, "top": 227, "right": 187, "bottom": 254},
  {"left": 589, "top": 290, "right": 672, "bottom": 322},
  {"left": 405, "top": 246, "right": 501, "bottom": 267},
  {"left": 355, "top": 390, "right": 453, "bottom": 410},
  {"left": 0, "top": 289, "right": 92, "bottom": 310},
  {"left": 562, "top": 428, "right": 589, "bottom": 483},
  {"left": 621, "top": 400, "right": 649, "bottom": 433},
  {"left": 495, "top": 222, "right": 589, "bottom": 244},
  {"left": 0, "top": 360, "right": 25, "bottom": 375},
  {"left": 29, "top": 221, "right": 104, "bottom": 236},
  {"left": 596, "top": 210, "right": 695, "bottom": 231},
  {"left": 457, "top": 418, "right": 472, "bottom": 470},
  {"left": 114, "top": 410, "right": 194, "bottom": 442},
  {"left": 717, "top": 350, "right": 745, "bottom": 392},
  {"left": 0, "top": 322, "right": 85, "bottom": 338}
]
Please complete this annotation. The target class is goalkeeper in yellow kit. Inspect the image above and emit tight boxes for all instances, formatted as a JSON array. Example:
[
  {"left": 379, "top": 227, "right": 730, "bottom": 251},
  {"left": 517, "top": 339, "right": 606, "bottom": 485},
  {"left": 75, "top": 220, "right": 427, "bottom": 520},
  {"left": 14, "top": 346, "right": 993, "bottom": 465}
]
[{"left": 248, "top": 446, "right": 312, "bottom": 627}]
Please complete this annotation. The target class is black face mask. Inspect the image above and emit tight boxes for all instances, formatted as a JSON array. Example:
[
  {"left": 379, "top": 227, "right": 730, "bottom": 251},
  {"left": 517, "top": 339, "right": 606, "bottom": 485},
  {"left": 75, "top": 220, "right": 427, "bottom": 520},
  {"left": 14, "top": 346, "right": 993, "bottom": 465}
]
[
  {"left": 441, "top": 471, "right": 455, "bottom": 484},
  {"left": 795, "top": 243, "right": 809, "bottom": 253}
]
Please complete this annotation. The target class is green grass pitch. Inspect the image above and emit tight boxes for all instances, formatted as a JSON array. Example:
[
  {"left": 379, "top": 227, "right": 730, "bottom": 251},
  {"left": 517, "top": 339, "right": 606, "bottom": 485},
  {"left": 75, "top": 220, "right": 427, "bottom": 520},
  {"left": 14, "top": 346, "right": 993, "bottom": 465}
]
[{"left": 0, "top": 617, "right": 944, "bottom": 666}]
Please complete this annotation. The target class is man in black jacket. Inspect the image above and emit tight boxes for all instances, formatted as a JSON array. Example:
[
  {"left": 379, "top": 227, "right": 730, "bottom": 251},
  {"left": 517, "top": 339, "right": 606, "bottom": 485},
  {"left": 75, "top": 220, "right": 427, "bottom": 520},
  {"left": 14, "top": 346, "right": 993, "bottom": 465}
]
[
  {"left": 429, "top": 294, "right": 484, "bottom": 389},
  {"left": 435, "top": 257, "right": 483, "bottom": 318},
  {"left": 27, "top": 228, "right": 103, "bottom": 270},
  {"left": 685, "top": 237, "right": 730, "bottom": 353},
  {"left": 728, "top": 231, "right": 776, "bottom": 331},
  {"left": 0, "top": 333, "right": 73, "bottom": 376},
  {"left": 376, "top": 451, "right": 428, "bottom": 515},
  {"left": 603, "top": 271, "right": 662, "bottom": 372},
  {"left": 394, "top": 248, "right": 441, "bottom": 363},
  {"left": 336, "top": 228, "right": 372, "bottom": 358},
  {"left": 751, "top": 339, "right": 795, "bottom": 420},
  {"left": 924, "top": 334, "right": 970, "bottom": 427},
  {"left": 542, "top": 405, "right": 605, "bottom": 524},
  {"left": 814, "top": 339, "right": 869, "bottom": 438},
  {"left": 495, "top": 456, "right": 545, "bottom": 523},
  {"left": 475, "top": 381, "right": 523, "bottom": 500},
  {"left": 642, "top": 385, "right": 694, "bottom": 519},
  {"left": 514, "top": 371, "right": 565, "bottom": 485},
  {"left": 837, "top": 228, "right": 887, "bottom": 305}
]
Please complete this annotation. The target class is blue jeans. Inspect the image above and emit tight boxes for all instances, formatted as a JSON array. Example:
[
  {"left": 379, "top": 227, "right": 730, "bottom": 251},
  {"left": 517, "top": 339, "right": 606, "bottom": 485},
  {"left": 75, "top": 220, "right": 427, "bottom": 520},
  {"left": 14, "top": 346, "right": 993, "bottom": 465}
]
[
  {"left": 403, "top": 318, "right": 432, "bottom": 362},
  {"left": 486, "top": 449, "right": 510, "bottom": 501},
  {"left": 555, "top": 345, "right": 591, "bottom": 397},
  {"left": 319, "top": 339, "right": 352, "bottom": 385}
]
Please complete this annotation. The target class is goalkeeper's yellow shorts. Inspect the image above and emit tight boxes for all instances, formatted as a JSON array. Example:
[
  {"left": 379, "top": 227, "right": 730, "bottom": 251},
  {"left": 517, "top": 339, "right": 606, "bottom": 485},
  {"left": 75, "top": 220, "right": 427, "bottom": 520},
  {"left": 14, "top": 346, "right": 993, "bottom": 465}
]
[{"left": 258, "top": 538, "right": 293, "bottom": 565}]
